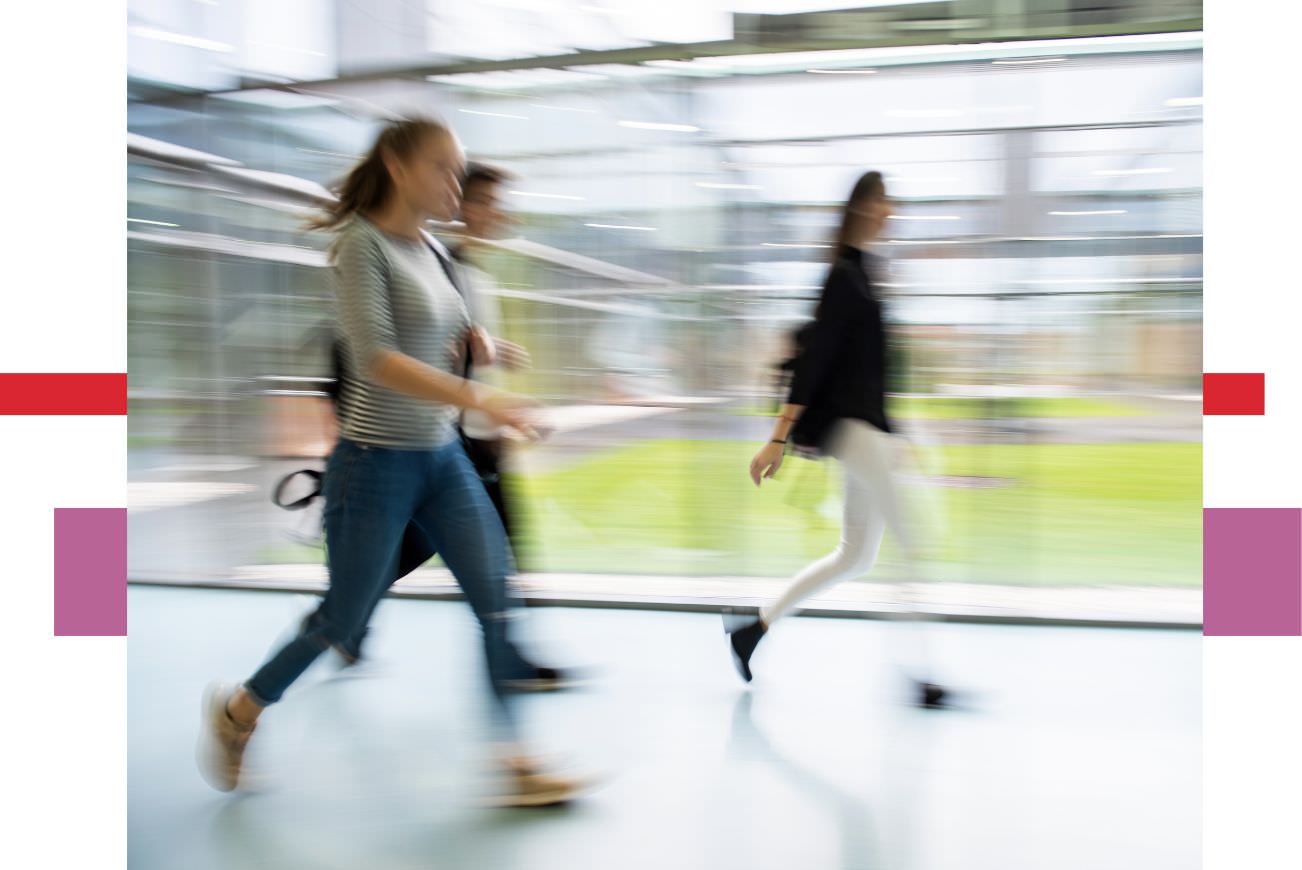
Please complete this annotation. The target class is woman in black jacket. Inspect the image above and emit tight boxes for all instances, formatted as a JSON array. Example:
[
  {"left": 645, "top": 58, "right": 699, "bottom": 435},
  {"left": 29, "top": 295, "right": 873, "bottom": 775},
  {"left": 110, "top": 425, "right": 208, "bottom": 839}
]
[{"left": 729, "top": 171, "right": 947, "bottom": 708}]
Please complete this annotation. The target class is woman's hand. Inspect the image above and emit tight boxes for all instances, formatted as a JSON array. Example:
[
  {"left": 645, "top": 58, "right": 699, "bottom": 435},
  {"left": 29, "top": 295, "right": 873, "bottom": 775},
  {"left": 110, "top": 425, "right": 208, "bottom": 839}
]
[
  {"left": 478, "top": 391, "right": 546, "bottom": 442},
  {"left": 493, "top": 337, "right": 532, "bottom": 371},
  {"left": 749, "top": 441, "right": 786, "bottom": 487},
  {"left": 468, "top": 325, "right": 497, "bottom": 367}
]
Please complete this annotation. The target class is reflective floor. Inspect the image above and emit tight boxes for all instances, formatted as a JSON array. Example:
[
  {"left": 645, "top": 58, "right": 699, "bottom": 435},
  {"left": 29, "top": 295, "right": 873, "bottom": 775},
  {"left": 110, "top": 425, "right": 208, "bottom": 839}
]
[{"left": 129, "top": 586, "right": 1199, "bottom": 870}]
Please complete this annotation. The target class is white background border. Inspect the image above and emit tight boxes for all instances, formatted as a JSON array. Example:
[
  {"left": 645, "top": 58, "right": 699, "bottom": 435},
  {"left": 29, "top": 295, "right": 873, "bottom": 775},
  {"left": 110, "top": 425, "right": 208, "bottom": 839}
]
[
  {"left": 1, "top": 2, "right": 126, "bottom": 869},
  {"left": 6, "top": 1, "right": 1302, "bottom": 867},
  {"left": 1204, "top": 1, "right": 1302, "bottom": 868}
]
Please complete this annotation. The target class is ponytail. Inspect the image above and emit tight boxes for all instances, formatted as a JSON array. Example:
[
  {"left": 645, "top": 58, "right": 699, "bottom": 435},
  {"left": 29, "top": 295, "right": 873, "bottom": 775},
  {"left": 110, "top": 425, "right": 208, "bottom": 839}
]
[{"left": 308, "top": 117, "right": 452, "bottom": 232}]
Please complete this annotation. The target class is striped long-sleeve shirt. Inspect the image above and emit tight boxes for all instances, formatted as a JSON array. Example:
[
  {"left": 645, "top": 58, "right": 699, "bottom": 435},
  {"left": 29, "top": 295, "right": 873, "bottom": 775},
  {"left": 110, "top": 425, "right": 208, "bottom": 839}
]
[{"left": 332, "top": 215, "right": 471, "bottom": 449}]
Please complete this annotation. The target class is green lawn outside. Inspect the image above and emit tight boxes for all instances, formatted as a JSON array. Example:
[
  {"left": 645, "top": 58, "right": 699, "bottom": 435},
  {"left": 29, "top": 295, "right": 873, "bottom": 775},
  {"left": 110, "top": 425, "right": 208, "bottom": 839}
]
[
  {"left": 254, "top": 438, "right": 1200, "bottom": 588},
  {"left": 509, "top": 439, "right": 1200, "bottom": 587},
  {"left": 732, "top": 396, "right": 1145, "bottom": 420}
]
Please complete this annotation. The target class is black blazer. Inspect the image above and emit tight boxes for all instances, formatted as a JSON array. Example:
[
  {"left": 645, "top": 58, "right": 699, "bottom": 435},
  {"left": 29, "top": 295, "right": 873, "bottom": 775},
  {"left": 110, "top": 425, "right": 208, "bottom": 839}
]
[{"left": 789, "top": 244, "right": 892, "bottom": 450}]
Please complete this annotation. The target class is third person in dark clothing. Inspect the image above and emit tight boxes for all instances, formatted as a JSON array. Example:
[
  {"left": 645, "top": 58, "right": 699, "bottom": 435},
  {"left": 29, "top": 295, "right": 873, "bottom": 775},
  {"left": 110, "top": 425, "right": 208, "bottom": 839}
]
[
  {"left": 727, "top": 171, "right": 950, "bottom": 709},
  {"left": 449, "top": 163, "right": 534, "bottom": 571}
]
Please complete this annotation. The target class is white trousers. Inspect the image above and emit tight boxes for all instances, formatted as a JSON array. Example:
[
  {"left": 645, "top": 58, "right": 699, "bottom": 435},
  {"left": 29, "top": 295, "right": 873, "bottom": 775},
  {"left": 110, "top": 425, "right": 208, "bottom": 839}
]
[{"left": 762, "top": 419, "right": 928, "bottom": 641}]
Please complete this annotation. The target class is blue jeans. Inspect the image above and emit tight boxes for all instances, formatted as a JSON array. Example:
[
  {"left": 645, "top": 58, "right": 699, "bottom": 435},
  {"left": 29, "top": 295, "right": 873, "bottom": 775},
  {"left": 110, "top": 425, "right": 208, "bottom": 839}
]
[{"left": 245, "top": 437, "right": 530, "bottom": 734}]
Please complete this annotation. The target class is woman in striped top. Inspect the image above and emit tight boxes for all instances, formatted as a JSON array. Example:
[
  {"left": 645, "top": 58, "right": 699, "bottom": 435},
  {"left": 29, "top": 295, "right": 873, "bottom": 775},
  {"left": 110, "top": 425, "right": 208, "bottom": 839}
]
[{"left": 197, "top": 118, "right": 585, "bottom": 807}]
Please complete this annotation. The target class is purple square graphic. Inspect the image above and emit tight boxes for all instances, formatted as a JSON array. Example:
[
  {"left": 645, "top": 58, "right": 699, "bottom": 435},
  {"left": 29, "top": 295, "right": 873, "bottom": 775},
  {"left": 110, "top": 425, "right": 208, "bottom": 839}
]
[
  {"left": 54, "top": 508, "right": 127, "bottom": 637},
  {"left": 1204, "top": 508, "right": 1302, "bottom": 636}
]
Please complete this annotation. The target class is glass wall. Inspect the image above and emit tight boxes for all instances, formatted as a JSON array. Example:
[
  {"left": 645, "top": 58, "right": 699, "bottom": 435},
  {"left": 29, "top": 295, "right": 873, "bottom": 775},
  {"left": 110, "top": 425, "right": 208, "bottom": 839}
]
[{"left": 128, "top": 45, "right": 1201, "bottom": 612}]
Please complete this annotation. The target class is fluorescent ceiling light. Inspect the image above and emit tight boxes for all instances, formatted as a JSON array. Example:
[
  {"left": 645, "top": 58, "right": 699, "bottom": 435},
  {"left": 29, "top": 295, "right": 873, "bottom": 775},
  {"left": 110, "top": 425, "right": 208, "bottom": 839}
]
[
  {"left": 697, "top": 182, "right": 762, "bottom": 190},
  {"left": 582, "top": 64, "right": 662, "bottom": 78},
  {"left": 1165, "top": 96, "right": 1203, "bottom": 107},
  {"left": 586, "top": 223, "right": 658, "bottom": 231},
  {"left": 429, "top": 73, "right": 523, "bottom": 90},
  {"left": 887, "top": 108, "right": 964, "bottom": 118},
  {"left": 459, "top": 109, "right": 529, "bottom": 120},
  {"left": 969, "top": 104, "right": 1035, "bottom": 114},
  {"left": 618, "top": 120, "right": 701, "bottom": 132},
  {"left": 993, "top": 56, "right": 1066, "bottom": 65},
  {"left": 532, "top": 103, "right": 600, "bottom": 113},
  {"left": 1049, "top": 210, "right": 1128, "bottom": 216},
  {"left": 1092, "top": 168, "right": 1174, "bottom": 177},
  {"left": 509, "top": 190, "right": 585, "bottom": 201},
  {"left": 699, "top": 49, "right": 880, "bottom": 70},
  {"left": 517, "top": 68, "right": 611, "bottom": 85},
  {"left": 128, "top": 25, "right": 234, "bottom": 53},
  {"left": 644, "top": 60, "right": 700, "bottom": 70},
  {"left": 127, "top": 218, "right": 179, "bottom": 228},
  {"left": 432, "top": 68, "right": 608, "bottom": 90},
  {"left": 806, "top": 67, "right": 877, "bottom": 75}
]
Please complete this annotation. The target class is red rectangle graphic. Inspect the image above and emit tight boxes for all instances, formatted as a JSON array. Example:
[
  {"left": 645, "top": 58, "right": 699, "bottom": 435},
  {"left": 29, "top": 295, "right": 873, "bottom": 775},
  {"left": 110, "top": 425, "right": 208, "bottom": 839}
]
[
  {"left": 0, "top": 373, "right": 127, "bottom": 415},
  {"left": 1203, "top": 373, "right": 1265, "bottom": 415}
]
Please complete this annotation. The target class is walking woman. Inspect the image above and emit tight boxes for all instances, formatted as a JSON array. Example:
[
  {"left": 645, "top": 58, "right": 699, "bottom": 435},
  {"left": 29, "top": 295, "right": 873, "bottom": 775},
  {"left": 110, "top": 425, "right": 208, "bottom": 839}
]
[
  {"left": 726, "top": 171, "right": 948, "bottom": 708},
  {"left": 197, "top": 117, "right": 584, "bottom": 806}
]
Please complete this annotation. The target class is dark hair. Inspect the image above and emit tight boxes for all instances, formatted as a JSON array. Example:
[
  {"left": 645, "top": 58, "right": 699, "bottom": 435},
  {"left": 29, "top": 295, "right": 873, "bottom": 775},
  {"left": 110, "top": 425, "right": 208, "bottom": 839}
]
[
  {"left": 832, "top": 171, "right": 886, "bottom": 256},
  {"left": 309, "top": 116, "right": 453, "bottom": 231},
  {"left": 461, "top": 162, "right": 513, "bottom": 202}
]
